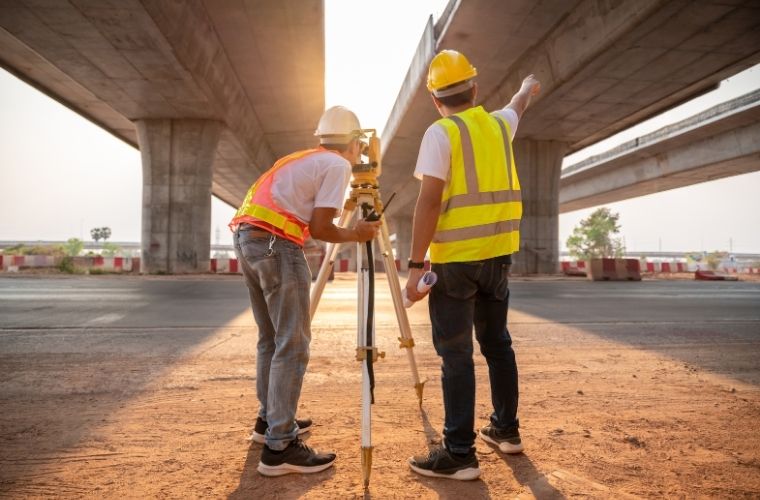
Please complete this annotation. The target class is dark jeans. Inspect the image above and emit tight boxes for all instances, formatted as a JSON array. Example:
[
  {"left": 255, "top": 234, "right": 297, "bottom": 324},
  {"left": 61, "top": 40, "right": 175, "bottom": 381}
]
[{"left": 429, "top": 254, "right": 519, "bottom": 454}]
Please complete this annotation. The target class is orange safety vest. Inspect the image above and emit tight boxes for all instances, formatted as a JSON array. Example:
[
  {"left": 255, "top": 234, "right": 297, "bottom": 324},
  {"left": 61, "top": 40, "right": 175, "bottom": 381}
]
[{"left": 229, "top": 148, "right": 327, "bottom": 246}]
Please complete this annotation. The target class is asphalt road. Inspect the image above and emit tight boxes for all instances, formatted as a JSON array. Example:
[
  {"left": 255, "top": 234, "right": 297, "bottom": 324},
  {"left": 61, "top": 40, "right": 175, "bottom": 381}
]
[
  {"left": 1, "top": 275, "right": 757, "bottom": 328},
  {"left": 1, "top": 274, "right": 758, "bottom": 383}
]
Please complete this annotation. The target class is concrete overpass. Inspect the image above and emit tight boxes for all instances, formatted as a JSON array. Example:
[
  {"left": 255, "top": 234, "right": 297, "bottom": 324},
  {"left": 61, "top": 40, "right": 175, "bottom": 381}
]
[
  {"left": 379, "top": 0, "right": 760, "bottom": 273},
  {"left": 560, "top": 90, "right": 760, "bottom": 212},
  {"left": 2, "top": 1, "right": 759, "bottom": 274},
  {"left": 0, "top": 0, "right": 323, "bottom": 273}
]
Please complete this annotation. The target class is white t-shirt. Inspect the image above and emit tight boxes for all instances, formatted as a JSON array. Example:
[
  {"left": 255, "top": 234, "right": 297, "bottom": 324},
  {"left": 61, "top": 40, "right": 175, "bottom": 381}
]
[
  {"left": 414, "top": 107, "right": 519, "bottom": 182},
  {"left": 271, "top": 150, "right": 351, "bottom": 223}
]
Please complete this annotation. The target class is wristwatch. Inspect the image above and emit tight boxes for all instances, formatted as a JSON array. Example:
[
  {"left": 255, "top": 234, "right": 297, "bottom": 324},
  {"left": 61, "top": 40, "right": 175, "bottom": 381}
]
[{"left": 408, "top": 260, "right": 425, "bottom": 269}]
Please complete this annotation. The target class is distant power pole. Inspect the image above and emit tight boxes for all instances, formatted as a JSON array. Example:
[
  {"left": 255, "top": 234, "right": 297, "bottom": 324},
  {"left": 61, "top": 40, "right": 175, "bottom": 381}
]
[
  {"left": 729, "top": 237, "right": 733, "bottom": 253},
  {"left": 658, "top": 237, "right": 662, "bottom": 253}
]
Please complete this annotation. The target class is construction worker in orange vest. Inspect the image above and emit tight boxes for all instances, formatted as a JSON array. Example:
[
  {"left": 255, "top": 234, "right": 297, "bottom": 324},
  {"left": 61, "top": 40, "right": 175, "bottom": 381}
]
[
  {"left": 230, "top": 106, "right": 380, "bottom": 476},
  {"left": 404, "top": 50, "right": 540, "bottom": 480}
]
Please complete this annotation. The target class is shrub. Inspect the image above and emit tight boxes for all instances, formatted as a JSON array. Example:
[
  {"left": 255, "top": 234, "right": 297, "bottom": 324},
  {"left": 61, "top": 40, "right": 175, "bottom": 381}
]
[{"left": 58, "top": 256, "right": 76, "bottom": 274}]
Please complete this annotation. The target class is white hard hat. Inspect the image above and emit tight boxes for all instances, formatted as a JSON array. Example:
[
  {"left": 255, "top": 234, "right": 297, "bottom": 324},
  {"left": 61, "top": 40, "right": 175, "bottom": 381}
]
[{"left": 314, "top": 105, "right": 363, "bottom": 144}]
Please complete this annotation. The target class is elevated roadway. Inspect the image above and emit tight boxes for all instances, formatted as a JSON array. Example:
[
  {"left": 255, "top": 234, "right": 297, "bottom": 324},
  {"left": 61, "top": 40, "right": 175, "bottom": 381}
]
[
  {"left": 0, "top": 0, "right": 323, "bottom": 272},
  {"left": 559, "top": 90, "right": 760, "bottom": 212},
  {"left": 2, "top": 1, "right": 759, "bottom": 274},
  {"left": 379, "top": 0, "right": 760, "bottom": 273}
]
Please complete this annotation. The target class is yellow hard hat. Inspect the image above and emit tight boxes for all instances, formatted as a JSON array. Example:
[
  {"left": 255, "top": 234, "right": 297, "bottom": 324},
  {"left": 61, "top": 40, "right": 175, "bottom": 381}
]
[{"left": 427, "top": 50, "right": 477, "bottom": 96}]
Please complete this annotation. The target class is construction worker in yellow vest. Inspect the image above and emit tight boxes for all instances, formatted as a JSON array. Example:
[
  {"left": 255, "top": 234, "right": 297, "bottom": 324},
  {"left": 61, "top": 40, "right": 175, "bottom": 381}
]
[
  {"left": 230, "top": 105, "right": 380, "bottom": 477},
  {"left": 404, "top": 50, "right": 540, "bottom": 481}
]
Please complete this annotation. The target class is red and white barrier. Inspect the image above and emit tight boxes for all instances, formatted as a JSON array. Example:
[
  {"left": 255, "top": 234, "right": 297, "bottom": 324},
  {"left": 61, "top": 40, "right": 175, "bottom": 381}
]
[
  {"left": 1, "top": 255, "right": 56, "bottom": 270},
  {"left": 588, "top": 258, "right": 642, "bottom": 281},
  {"left": 209, "top": 258, "right": 240, "bottom": 273},
  {"left": 3, "top": 254, "right": 756, "bottom": 276},
  {"left": 561, "top": 260, "right": 587, "bottom": 276},
  {"left": 0, "top": 255, "right": 138, "bottom": 272},
  {"left": 641, "top": 261, "right": 689, "bottom": 273},
  {"left": 75, "top": 256, "right": 136, "bottom": 272}
]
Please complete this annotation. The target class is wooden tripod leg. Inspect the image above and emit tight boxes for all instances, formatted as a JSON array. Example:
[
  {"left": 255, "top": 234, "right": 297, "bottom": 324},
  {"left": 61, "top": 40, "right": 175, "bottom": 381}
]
[
  {"left": 309, "top": 206, "right": 356, "bottom": 320},
  {"left": 376, "top": 218, "right": 426, "bottom": 406}
]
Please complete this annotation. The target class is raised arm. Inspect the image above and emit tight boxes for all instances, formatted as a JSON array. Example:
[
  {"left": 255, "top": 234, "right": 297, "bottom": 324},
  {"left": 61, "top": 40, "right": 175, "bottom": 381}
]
[{"left": 506, "top": 74, "right": 541, "bottom": 120}]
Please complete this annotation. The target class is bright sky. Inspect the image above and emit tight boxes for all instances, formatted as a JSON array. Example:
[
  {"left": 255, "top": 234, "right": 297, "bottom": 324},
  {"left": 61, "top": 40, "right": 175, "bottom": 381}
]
[{"left": 1, "top": 0, "right": 759, "bottom": 254}]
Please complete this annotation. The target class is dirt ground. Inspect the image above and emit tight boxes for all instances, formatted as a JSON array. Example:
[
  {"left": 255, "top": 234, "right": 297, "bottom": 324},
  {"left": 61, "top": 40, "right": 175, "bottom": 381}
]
[{"left": 1, "top": 274, "right": 759, "bottom": 499}]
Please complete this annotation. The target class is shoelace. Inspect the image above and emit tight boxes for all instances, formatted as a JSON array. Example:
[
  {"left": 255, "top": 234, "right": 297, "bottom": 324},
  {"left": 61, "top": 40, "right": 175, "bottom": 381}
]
[
  {"left": 427, "top": 446, "right": 450, "bottom": 462},
  {"left": 291, "top": 438, "right": 315, "bottom": 455}
]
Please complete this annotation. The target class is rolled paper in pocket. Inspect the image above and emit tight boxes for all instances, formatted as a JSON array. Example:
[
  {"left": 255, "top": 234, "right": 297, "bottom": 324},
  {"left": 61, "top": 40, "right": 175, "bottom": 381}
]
[{"left": 402, "top": 271, "right": 438, "bottom": 308}]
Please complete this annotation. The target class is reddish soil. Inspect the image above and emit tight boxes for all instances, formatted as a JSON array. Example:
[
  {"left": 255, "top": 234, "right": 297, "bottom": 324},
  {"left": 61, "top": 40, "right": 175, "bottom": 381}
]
[{"left": 1, "top": 274, "right": 759, "bottom": 498}]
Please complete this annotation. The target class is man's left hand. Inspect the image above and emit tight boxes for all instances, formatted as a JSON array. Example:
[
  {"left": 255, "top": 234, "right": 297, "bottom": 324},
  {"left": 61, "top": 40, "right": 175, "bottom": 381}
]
[{"left": 405, "top": 267, "right": 428, "bottom": 302}]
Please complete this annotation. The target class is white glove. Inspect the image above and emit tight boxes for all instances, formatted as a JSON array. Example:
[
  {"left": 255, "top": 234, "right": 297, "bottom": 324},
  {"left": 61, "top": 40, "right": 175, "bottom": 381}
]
[{"left": 402, "top": 271, "right": 438, "bottom": 308}]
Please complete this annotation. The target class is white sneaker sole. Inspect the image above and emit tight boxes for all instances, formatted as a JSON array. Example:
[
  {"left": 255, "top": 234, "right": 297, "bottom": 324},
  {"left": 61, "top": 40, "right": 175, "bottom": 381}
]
[
  {"left": 257, "top": 459, "right": 334, "bottom": 477},
  {"left": 408, "top": 458, "right": 481, "bottom": 481},
  {"left": 249, "top": 425, "right": 311, "bottom": 444},
  {"left": 479, "top": 430, "right": 524, "bottom": 454}
]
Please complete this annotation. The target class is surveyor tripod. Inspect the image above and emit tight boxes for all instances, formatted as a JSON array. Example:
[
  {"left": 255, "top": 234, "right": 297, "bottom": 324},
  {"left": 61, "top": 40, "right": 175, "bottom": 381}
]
[{"left": 309, "top": 130, "right": 425, "bottom": 489}]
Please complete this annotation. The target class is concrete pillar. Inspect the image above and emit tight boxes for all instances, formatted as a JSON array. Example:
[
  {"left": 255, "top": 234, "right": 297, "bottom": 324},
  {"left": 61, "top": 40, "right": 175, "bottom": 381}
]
[
  {"left": 135, "top": 119, "right": 222, "bottom": 274},
  {"left": 391, "top": 216, "right": 413, "bottom": 271},
  {"left": 512, "top": 139, "right": 568, "bottom": 274}
]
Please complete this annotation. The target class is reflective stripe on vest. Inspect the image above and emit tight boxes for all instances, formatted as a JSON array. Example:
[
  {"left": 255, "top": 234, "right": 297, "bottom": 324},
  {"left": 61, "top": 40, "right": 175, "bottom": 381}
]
[
  {"left": 430, "top": 106, "right": 522, "bottom": 263},
  {"left": 229, "top": 148, "right": 323, "bottom": 245}
]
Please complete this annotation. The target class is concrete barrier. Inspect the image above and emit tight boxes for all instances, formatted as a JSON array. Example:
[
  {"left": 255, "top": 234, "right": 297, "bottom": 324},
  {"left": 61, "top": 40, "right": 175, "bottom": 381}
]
[
  {"left": 561, "top": 260, "right": 587, "bottom": 276},
  {"left": 641, "top": 261, "right": 688, "bottom": 273},
  {"left": 1, "top": 255, "right": 56, "bottom": 270},
  {"left": 0, "top": 255, "right": 138, "bottom": 272},
  {"left": 209, "top": 258, "right": 240, "bottom": 273},
  {"left": 588, "top": 258, "right": 641, "bottom": 281},
  {"left": 695, "top": 270, "right": 739, "bottom": 281},
  {"left": 73, "top": 256, "right": 136, "bottom": 272}
]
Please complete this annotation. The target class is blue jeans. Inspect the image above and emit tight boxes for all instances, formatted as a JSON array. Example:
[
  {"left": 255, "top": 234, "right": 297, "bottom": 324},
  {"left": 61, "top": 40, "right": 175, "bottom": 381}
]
[
  {"left": 234, "top": 227, "right": 312, "bottom": 451},
  {"left": 429, "top": 254, "right": 519, "bottom": 454}
]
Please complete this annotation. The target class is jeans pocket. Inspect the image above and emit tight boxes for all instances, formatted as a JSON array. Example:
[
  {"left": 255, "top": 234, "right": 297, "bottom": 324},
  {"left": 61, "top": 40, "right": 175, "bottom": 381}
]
[
  {"left": 240, "top": 238, "right": 272, "bottom": 262},
  {"left": 494, "top": 263, "right": 510, "bottom": 301},
  {"left": 441, "top": 263, "right": 479, "bottom": 300}
]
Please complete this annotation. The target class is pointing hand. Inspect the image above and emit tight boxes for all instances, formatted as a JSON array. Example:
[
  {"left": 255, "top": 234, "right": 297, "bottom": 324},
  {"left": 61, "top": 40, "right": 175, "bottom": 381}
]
[{"left": 522, "top": 74, "right": 541, "bottom": 96}]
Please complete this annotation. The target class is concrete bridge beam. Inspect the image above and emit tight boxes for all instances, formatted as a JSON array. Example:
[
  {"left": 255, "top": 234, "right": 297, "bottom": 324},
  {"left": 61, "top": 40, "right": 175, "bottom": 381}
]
[
  {"left": 513, "top": 140, "right": 568, "bottom": 275},
  {"left": 135, "top": 119, "right": 222, "bottom": 274}
]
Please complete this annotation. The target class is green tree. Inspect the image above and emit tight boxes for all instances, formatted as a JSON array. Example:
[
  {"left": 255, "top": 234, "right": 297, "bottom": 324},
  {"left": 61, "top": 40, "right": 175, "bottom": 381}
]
[
  {"left": 566, "top": 207, "right": 625, "bottom": 260},
  {"left": 101, "top": 242, "right": 121, "bottom": 257},
  {"left": 90, "top": 227, "right": 112, "bottom": 242},
  {"left": 62, "top": 238, "right": 84, "bottom": 257}
]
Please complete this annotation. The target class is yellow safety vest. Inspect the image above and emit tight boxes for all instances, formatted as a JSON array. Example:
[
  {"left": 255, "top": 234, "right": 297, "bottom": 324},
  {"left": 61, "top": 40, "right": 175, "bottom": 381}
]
[{"left": 429, "top": 106, "right": 522, "bottom": 263}]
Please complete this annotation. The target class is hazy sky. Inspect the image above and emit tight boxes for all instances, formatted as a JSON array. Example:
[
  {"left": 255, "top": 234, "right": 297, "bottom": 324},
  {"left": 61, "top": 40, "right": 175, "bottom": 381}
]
[{"left": 1, "top": 0, "right": 759, "bottom": 254}]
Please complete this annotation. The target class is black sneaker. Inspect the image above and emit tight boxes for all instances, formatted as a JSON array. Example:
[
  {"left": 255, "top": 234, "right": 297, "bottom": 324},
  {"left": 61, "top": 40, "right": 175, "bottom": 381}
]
[
  {"left": 408, "top": 445, "right": 480, "bottom": 480},
  {"left": 249, "top": 417, "right": 313, "bottom": 443},
  {"left": 257, "top": 438, "right": 336, "bottom": 476},
  {"left": 479, "top": 423, "right": 524, "bottom": 454}
]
